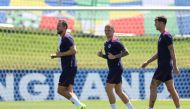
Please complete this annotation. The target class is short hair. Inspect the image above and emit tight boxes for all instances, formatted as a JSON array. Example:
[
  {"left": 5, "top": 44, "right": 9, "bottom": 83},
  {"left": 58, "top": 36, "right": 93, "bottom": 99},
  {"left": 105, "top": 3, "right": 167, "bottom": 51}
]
[
  {"left": 105, "top": 24, "right": 115, "bottom": 31},
  {"left": 59, "top": 20, "right": 68, "bottom": 29},
  {"left": 155, "top": 16, "right": 167, "bottom": 25}
]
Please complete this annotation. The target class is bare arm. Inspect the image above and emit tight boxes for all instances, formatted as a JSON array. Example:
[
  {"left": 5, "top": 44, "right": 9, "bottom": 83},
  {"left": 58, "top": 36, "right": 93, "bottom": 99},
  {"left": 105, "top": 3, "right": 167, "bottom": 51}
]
[
  {"left": 141, "top": 53, "right": 158, "bottom": 68},
  {"left": 146, "top": 53, "right": 158, "bottom": 64},
  {"left": 115, "top": 48, "right": 129, "bottom": 58},
  {"left": 108, "top": 48, "right": 129, "bottom": 59},
  {"left": 168, "top": 44, "right": 180, "bottom": 75},
  {"left": 97, "top": 49, "right": 107, "bottom": 59},
  {"left": 51, "top": 45, "right": 77, "bottom": 58}
]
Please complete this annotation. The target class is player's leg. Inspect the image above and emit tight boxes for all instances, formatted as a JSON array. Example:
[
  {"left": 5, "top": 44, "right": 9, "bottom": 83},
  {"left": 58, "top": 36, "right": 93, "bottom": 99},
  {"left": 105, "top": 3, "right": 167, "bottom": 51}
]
[
  {"left": 67, "top": 84, "right": 78, "bottom": 99},
  {"left": 67, "top": 85, "right": 86, "bottom": 109},
  {"left": 115, "top": 83, "right": 129, "bottom": 103},
  {"left": 58, "top": 85, "right": 85, "bottom": 109},
  {"left": 69, "top": 67, "right": 86, "bottom": 109},
  {"left": 115, "top": 83, "right": 134, "bottom": 109},
  {"left": 106, "top": 83, "right": 116, "bottom": 109},
  {"left": 165, "top": 80, "right": 180, "bottom": 109},
  {"left": 67, "top": 84, "right": 77, "bottom": 98},
  {"left": 58, "top": 70, "right": 72, "bottom": 99},
  {"left": 149, "top": 79, "right": 161, "bottom": 109},
  {"left": 67, "top": 84, "right": 74, "bottom": 92},
  {"left": 57, "top": 85, "right": 72, "bottom": 99},
  {"left": 58, "top": 68, "right": 85, "bottom": 109}
]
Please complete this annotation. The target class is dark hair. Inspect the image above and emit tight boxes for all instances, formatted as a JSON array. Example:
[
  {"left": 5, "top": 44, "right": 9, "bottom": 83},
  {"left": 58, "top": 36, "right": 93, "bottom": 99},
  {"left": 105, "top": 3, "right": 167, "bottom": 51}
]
[
  {"left": 59, "top": 20, "right": 68, "bottom": 29},
  {"left": 155, "top": 16, "right": 167, "bottom": 25}
]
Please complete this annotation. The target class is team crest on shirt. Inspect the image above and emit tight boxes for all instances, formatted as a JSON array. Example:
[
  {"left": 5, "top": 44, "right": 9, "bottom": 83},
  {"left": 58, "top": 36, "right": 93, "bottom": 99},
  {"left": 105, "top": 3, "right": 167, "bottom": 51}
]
[
  {"left": 108, "top": 44, "right": 111, "bottom": 48},
  {"left": 159, "top": 37, "right": 162, "bottom": 42}
]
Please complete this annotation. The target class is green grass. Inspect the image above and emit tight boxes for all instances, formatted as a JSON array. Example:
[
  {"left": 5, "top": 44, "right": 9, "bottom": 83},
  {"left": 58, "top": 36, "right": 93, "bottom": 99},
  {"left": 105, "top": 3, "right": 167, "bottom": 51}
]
[
  {"left": 0, "top": 100, "right": 189, "bottom": 109},
  {"left": 0, "top": 31, "right": 190, "bottom": 69}
]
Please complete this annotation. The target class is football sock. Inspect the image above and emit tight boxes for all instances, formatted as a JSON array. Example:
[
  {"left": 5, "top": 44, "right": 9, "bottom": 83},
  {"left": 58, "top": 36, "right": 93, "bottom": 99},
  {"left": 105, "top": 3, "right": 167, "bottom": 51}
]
[
  {"left": 111, "top": 104, "right": 116, "bottom": 109},
  {"left": 126, "top": 101, "right": 135, "bottom": 109},
  {"left": 70, "top": 96, "right": 81, "bottom": 107}
]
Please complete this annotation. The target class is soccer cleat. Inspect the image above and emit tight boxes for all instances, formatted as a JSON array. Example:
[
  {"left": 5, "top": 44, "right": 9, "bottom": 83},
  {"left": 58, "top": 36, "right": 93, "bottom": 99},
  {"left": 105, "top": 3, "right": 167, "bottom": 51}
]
[{"left": 77, "top": 103, "right": 86, "bottom": 109}]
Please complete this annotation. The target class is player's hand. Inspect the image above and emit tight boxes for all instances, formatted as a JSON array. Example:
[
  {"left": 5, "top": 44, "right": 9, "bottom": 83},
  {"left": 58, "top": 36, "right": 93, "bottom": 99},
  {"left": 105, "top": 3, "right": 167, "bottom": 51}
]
[
  {"left": 173, "top": 66, "right": 180, "bottom": 76},
  {"left": 108, "top": 53, "right": 116, "bottom": 59},
  {"left": 141, "top": 61, "right": 149, "bottom": 68},
  {"left": 56, "top": 51, "right": 63, "bottom": 57},
  {"left": 97, "top": 49, "right": 103, "bottom": 57},
  {"left": 50, "top": 53, "right": 57, "bottom": 59}
]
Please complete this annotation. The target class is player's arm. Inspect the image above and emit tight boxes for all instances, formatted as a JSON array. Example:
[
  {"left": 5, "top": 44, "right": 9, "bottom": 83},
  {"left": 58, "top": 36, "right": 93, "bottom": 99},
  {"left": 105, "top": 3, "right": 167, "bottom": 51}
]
[
  {"left": 108, "top": 41, "right": 129, "bottom": 59},
  {"left": 51, "top": 45, "right": 77, "bottom": 58},
  {"left": 108, "top": 48, "right": 129, "bottom": 59},
  {"left": 168, "top": 44, "right": 180, "bottom": 75},
  {"left": 97, "top": 49, "right": 107, "bottom": 59},
  {"left": 141, "top": 53, "right": 158, "bottom": 68},
  {"left": 59, "top": 45, "right": 77, "bottom": 56},
  {"left": 114, "top": 48, "right": 129, "bottom": 58}
]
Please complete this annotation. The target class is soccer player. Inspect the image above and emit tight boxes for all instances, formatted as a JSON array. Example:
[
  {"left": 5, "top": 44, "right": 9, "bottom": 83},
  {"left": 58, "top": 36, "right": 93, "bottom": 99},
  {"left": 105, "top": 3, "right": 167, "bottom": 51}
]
[
  {"left": 51, "top": 20, "right": 86, "bottom": 109},
  {"left": 141, "top": 16, "right": 181, "bottom": 109},
  {"left": 97, "top": 24, "right": 135, "bottom": 109}
]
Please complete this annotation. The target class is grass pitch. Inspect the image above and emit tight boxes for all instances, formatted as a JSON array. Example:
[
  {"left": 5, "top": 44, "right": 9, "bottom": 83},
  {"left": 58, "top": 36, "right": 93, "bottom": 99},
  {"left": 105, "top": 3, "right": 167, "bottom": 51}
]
[{"left": 0, "top": 99, "right": 189, "bottom": 109}]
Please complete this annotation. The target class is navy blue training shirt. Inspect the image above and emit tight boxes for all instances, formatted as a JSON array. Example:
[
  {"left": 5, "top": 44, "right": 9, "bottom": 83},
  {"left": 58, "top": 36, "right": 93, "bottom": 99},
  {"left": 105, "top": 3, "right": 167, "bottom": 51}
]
[
  {"left": 59, "top": 34, "right": 77, "bottom": 69},
  {"left": 157, "top": 32, "right": 173, "bottom": 67},
  {"left": 104, "top": 37, "right": 126, "bottom": 69}
]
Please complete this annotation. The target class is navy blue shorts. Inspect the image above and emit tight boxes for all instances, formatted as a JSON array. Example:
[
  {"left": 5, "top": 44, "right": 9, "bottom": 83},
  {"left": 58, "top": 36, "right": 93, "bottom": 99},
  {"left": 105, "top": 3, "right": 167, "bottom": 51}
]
[
  {"left": 58, "top": 67, "right": 77, "bottom": 87},
  {"left": 107, "top": 68, "right": 123, "bottom": 84},
  {"left": 153, "top": 66, "right": 173, "bottom": 82}
]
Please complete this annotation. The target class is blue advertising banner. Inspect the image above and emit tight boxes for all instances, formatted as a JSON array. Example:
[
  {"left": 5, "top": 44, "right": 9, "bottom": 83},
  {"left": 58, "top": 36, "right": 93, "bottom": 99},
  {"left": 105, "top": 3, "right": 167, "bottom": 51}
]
[{"left": 0, "top": 69, "right": 189, "bottom": 101}]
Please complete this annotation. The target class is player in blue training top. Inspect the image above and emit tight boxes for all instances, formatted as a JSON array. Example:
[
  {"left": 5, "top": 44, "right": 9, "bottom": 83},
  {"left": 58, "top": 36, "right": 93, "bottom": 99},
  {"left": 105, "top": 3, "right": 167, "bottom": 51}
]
[
  {"left": 141, "top": 16, "right": 181, "bottom": 109},
  {"left": 97, "top": 24, "right": 135, "bottom": 109},
  {"left": 51, "top": 20, "right": 86, "bottom": 109}
]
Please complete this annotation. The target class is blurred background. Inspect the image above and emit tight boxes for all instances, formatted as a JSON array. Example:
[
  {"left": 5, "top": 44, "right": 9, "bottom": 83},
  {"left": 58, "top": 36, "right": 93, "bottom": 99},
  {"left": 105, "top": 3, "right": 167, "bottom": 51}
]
[{"left": 0, "top": 0, "right": 190, "bottom": 109}]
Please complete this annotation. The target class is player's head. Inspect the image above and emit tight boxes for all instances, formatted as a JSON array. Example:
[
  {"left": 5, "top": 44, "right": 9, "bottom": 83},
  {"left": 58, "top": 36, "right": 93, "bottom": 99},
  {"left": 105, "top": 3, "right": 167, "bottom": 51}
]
[
  {"left": 104, "top": 24, "right": 115, "bottom": 39},
  {"left": 154, "top": 16, "right": 167, "bottom": 31},
  {"left": 57, "top": 20, "right": 68, "bottom": 35}
]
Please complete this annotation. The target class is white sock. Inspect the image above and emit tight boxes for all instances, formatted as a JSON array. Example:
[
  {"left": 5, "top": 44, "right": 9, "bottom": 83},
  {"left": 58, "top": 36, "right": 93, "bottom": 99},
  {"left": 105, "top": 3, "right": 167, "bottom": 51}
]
[
  {"left": 69, "top": 96, "right": 81, "bottom": 107},
  {"left": 176, "top": 107, "right": 181, "bottom": 109},
  {"left": 148, "top": 107, "right": 153, "bottom": 109},
  {"left": 111, "top": 104, "right": 116, "bottom": 109},
  {"left": 73, "top": 94, "right": 78, "bottom": 100},
  {"left": 126, "top": 101, "right": 134, "bottom": 109}
]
